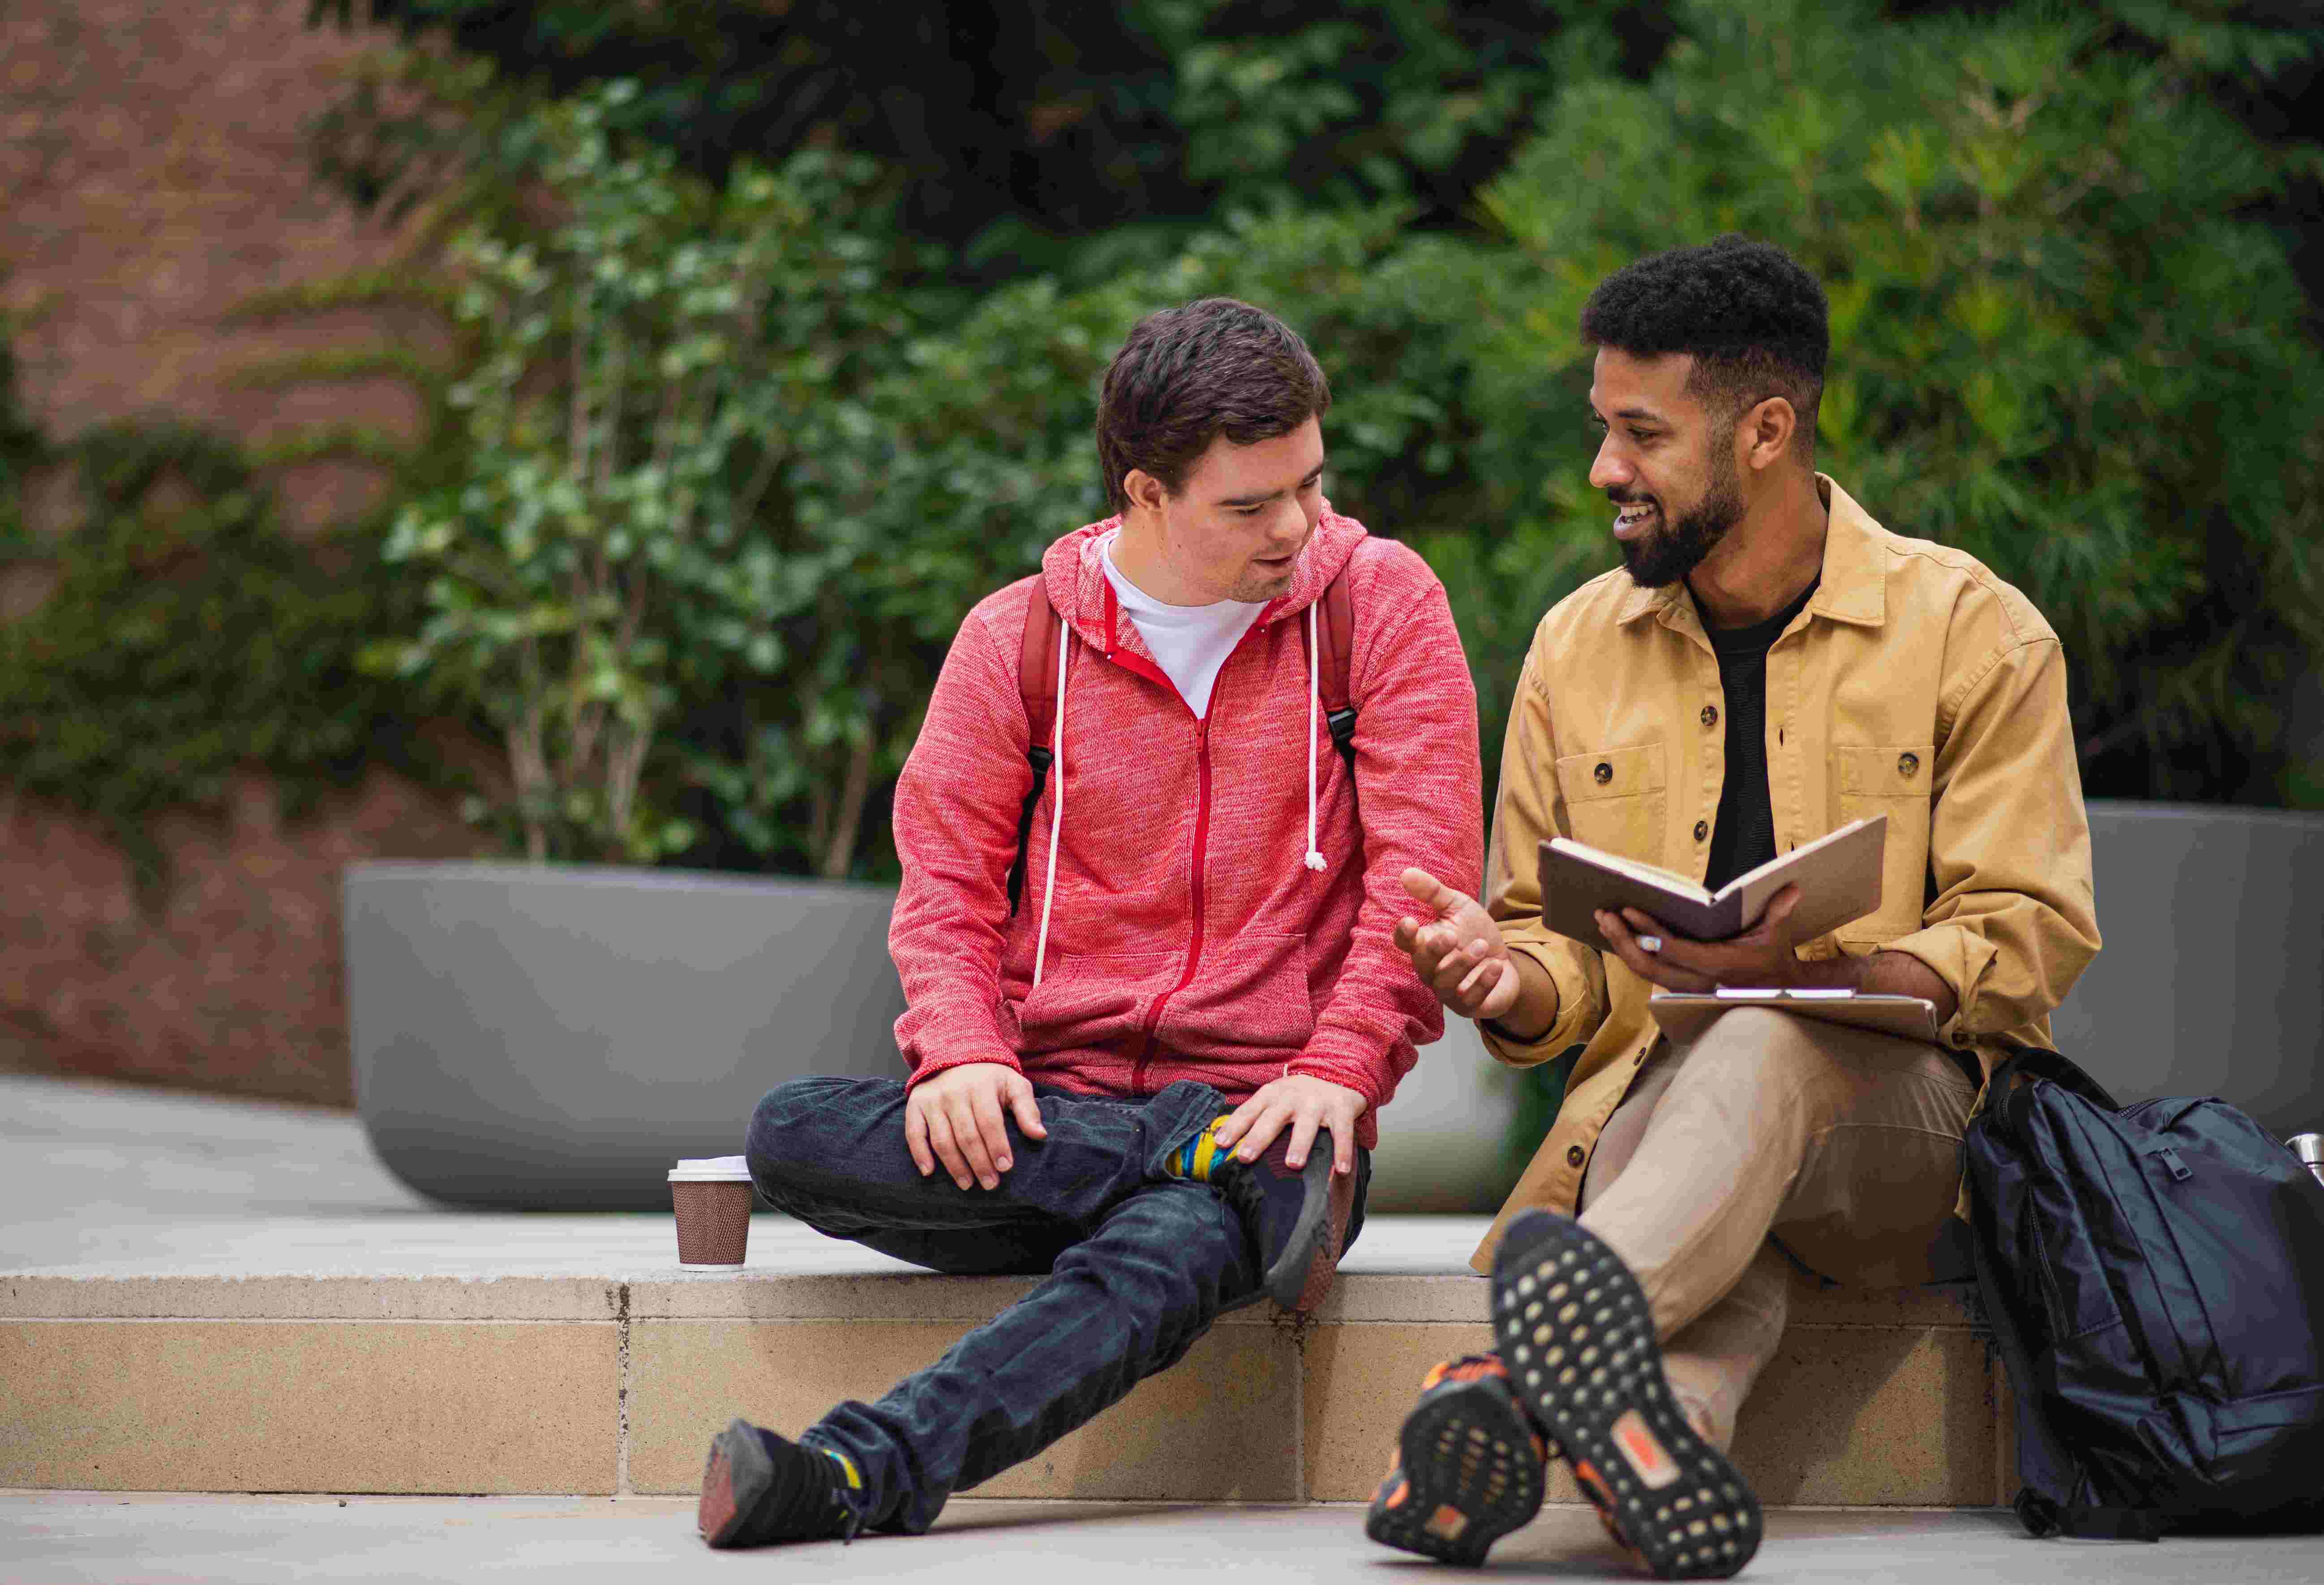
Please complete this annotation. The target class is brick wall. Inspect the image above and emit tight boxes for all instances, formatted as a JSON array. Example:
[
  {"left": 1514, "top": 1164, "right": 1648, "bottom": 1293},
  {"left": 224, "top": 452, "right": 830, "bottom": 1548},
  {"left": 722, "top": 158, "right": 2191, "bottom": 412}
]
[{"left": 0, "top": 0, "right": 487, "bottom": 1105}]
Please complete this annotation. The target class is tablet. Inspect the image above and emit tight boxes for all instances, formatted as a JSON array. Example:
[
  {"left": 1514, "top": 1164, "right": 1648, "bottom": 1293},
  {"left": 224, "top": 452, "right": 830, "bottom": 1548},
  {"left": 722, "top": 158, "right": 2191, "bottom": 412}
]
[{"left": 1646, "top": 987, "right": 1941, "bottom": 1046}]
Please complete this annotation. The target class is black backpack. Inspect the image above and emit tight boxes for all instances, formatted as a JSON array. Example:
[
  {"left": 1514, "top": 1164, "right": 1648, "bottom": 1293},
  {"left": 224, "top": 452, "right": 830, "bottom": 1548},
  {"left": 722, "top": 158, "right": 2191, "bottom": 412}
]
[{"left": 1946, "top": 1044, "right": 2324, "bottom": 1539}]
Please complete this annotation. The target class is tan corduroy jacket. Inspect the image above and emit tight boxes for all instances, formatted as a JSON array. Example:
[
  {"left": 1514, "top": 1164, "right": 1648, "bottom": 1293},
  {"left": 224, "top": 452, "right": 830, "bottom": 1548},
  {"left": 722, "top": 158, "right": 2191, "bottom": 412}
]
[{"left": 1471, "top": 476, "right": 2101, "bottom": 1272}]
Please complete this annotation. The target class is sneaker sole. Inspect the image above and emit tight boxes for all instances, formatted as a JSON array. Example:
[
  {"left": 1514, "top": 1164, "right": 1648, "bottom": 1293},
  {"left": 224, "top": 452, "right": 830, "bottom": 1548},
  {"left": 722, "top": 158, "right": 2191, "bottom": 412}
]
[
  {"left": 698, "top": 1418, "right": 772, "bottom": 1549},
  {"left": 1365, "top": 1377, "right": 1547, "bottom": 1566},
  {"left": 1490, "top": 1214, "right": 1762, "bottom": 1579},
  {"left": 1264, "top": 1142, "right": 1355, "bottom": 1314}
]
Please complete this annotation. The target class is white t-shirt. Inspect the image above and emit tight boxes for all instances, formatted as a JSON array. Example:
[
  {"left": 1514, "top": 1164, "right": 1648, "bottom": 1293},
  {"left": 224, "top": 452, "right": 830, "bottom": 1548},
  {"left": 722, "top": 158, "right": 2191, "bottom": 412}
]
[{"left": 1100, "top": 530, "right": 1268, "bottom": 720}]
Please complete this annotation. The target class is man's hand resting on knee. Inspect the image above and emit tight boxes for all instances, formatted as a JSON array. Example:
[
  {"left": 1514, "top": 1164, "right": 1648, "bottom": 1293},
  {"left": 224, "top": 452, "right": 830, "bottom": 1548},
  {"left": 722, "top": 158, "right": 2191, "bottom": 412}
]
[
  {"left": 1215, "top": 1074, "right": 1367, "bottom": 1177},
  {"left": 906, "top": 1062, "right": 1049, "bottom": 1191}
]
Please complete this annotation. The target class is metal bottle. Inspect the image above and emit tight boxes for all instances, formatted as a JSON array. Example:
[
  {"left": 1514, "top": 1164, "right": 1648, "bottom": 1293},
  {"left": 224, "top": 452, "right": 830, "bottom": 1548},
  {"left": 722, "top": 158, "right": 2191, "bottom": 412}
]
[{"left": 2291, "top": 1132, "right": 2324, "bottom": 1191}]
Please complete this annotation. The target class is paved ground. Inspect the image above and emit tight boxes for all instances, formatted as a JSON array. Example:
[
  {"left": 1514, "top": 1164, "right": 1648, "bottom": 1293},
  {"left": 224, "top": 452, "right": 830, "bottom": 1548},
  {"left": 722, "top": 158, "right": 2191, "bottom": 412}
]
[
  {"left": 10, "top": 1495, "right": 2322, "bottom": 1585},
  {"left": 0, "top": 1074, "right": 430, "bottom": 1226}
]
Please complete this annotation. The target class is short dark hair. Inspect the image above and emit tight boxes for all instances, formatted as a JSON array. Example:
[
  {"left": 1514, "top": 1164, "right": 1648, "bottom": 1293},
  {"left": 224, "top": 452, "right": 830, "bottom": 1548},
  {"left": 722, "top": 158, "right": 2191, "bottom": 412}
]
[
  {"left": 1096, "top": 298, "right": 1331, "bottom": 513},
  {"left": 1580, "top": 235, "right": 1828, "bottom": 456}
]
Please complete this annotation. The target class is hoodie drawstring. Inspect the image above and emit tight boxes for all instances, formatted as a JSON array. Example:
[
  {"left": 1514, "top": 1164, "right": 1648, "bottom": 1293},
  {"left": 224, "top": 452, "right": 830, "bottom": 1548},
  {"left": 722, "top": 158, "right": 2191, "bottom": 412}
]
[
  {"left": 1032, "top": 613, "right": 1070, "bottom": 988},
  {"left": 1034, "top": 598, "right": 1329, "bottom": 989},
  {"left": 1304, "top": 603, "right": 1326, "bottom": 872}
]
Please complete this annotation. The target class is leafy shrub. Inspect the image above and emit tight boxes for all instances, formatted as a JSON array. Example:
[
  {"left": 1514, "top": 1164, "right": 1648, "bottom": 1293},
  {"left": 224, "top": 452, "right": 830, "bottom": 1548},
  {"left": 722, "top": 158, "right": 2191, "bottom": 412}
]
[
  {"left": 1462, "top": 0, "right": 2324, "bottom": 801},
  {"left": 371, "top": 85, "right": 931, "bottom": 864}
]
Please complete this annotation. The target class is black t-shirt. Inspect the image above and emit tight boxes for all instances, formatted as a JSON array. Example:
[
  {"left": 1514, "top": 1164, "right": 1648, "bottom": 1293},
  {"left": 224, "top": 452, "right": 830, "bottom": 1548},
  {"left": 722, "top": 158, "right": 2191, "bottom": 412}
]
[{"left": 1702, "top": 577, "right": 1820, "bottom": 894}]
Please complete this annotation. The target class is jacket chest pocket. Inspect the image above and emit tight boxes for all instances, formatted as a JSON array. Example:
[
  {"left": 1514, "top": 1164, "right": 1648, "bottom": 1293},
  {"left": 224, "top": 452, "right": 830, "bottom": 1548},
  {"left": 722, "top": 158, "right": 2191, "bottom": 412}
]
[
  {"left": 1555, "top": 743, "right": 1668, "bottom": 868},
  {"left": 1832, "top": 743, "right": 1934, "bottom": 942}
]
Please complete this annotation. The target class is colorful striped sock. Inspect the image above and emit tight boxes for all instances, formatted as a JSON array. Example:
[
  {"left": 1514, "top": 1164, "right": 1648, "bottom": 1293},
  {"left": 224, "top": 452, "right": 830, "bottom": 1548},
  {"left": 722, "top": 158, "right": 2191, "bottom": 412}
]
[{"left": 1164, "top": 1114, "right": 1235, "bottom": 1182}]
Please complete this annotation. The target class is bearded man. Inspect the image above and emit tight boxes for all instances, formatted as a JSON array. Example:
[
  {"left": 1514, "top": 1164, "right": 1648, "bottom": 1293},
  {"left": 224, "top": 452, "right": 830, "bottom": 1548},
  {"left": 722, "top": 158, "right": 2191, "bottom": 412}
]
[{"left": 1370, "top": 236, "right": 2101, "bottom": 1578}]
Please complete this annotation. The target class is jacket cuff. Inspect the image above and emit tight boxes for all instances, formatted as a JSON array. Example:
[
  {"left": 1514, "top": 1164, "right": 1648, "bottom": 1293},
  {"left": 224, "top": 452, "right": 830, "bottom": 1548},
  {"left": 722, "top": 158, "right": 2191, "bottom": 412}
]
[
  {"left": 1876, "top": 925, "right": 1999, "bottom": 1050},
  {"left": 1287, "top": 1041, "right": 1397, "bottom": 1114},
  {"left": 896, "top": 994, "right": 1023, "bottom": 1088},
  {"left": 1476, "top": 943, "right": 1595, "bottom": 1067},
  {"left": 905, "top": 1047, "right": 1026, "bottom": 1090}
]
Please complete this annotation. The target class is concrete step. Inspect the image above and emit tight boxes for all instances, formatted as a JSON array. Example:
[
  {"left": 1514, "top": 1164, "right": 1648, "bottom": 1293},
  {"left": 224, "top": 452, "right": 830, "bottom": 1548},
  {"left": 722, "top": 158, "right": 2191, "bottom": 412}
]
[{"left": 1, "top": 1215, "right": 2006, "bottom": 1506}]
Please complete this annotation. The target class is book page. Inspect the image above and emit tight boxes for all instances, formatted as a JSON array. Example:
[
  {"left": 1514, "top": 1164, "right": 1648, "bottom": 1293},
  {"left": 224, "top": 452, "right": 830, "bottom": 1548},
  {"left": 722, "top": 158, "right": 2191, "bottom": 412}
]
[
  {"left": 1715, "top": 816, "right": 1878, "bottom": 902},
  {"left": 1716, "top": 814, "right": 1887, "bottom": 940},
  {"left": 1546, "top": 837, "right": 1713, "bottom": 904}
]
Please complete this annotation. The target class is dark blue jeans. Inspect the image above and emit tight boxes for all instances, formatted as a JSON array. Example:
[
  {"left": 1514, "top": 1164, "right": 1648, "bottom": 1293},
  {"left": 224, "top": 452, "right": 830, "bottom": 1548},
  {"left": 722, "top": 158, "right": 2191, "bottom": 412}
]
[{"left": 744, "top": 1074, "right": 1370, "bottom": 1533}]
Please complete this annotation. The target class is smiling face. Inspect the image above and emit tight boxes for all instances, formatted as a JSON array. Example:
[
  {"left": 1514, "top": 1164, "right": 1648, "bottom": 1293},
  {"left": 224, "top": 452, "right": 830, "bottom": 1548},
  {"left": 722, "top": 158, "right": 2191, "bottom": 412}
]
[
  {"left": 1119, "top": 416, "right": 1325, "bottom": 604},
  {"left": 1586, "top": 348, "right": 1747, "bottom": 589}
]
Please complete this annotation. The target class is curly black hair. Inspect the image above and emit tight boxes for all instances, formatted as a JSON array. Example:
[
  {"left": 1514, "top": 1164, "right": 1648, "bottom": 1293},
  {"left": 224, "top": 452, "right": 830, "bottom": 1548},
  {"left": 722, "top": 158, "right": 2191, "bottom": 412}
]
[{"left": 1580, "top": 235, "right": 1828, "bottom": 457}]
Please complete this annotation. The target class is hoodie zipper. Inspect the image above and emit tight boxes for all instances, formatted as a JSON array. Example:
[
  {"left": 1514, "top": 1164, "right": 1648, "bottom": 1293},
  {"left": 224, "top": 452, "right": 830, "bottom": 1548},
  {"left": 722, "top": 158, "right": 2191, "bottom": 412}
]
[
  {"left": 1089, "top": 561, "right": 1284, "bottom": 1098},
  {"left": 1133, "top": 709, "right": 1213, "bottom": 1096}
]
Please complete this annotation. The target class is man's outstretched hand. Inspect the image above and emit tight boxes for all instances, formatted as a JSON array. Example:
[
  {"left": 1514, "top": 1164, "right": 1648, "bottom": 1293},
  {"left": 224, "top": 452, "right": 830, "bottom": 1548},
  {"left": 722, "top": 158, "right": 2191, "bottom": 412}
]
[
  {"left": 906, "top": 1061, "right": 1048, "bottom": 1191},
  {"left": 1393, "top": 867, "right": 1521, "bottom": 1023}
]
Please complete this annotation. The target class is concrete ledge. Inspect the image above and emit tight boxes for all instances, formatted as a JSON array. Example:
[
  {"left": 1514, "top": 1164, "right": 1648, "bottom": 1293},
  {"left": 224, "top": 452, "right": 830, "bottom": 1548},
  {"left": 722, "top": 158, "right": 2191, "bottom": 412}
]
[{"left": 0, "top": 1215, "right": 2002, "bottom": 1504}]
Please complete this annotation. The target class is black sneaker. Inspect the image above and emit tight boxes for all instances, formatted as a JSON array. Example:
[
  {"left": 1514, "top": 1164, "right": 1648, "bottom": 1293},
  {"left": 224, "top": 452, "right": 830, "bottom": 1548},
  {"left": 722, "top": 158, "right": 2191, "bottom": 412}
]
[
  {"left": 697, "top": 1418, "right": 862, "bottom": 1549},
  {"left": 1365, "top": 1352, "right": 1552, "bottom": 1566},
  {"left": 1213, "top": 1124, "right": 1355, "bottom": 1314},
  {"left": 1489, "top": 1212, "right": 1763, "bottom": 1579}
]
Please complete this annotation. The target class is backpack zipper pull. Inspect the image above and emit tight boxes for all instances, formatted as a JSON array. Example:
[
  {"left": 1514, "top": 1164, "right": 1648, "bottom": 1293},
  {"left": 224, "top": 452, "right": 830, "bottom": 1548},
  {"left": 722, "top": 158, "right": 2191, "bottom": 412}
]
[{"left": 2153, "top": 1146, "right": 2191, "bottom": 1182}]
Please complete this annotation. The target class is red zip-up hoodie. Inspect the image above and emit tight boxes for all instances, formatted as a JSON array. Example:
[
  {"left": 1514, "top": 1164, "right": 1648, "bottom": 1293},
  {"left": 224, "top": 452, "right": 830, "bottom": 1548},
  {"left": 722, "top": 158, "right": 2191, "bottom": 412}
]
[{"left": 887, "top": 508, "right": 1481, "bottom": 1149}]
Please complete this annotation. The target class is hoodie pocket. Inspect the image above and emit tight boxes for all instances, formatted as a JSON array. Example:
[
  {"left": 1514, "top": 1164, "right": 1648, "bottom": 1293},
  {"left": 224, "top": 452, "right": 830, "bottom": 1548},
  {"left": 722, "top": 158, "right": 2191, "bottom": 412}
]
[
  {"left": 1155, "top": 933, "right": 1315, "bottom": 1058},
  {"left": 1015, "top": 951, "right": 1177, "bottom": 1053}
]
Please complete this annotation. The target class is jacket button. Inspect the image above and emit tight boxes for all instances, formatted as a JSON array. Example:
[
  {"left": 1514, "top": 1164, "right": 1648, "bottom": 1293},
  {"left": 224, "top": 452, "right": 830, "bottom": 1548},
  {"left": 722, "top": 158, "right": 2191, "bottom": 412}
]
[
  {"left": 1566, "top": 1144, "right": 1586, "bottom": 1169},
  {"left": 1898, "top": 751, "right": 1920, "bottom": 777},
  {"left": 1700, "top": 704, "right": 1718, "bottom": 728},
  {"left": 1694, "top": 820, "right": 1709, "bottom": 842},
  {"left": 1594, "top": 761, "right": 1613, "bottom": 784}
]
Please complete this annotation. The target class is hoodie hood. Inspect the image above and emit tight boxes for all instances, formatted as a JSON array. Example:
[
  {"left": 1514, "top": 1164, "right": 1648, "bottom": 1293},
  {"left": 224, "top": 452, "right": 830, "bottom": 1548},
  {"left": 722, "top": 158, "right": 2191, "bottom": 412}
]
[{"left": 1040, "top": 506, "right": 1368, "bottom": 666}]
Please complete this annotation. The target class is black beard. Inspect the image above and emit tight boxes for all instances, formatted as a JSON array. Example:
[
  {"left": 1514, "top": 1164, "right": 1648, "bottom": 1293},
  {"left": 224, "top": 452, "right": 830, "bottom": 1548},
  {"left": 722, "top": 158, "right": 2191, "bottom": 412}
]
[{"left": 1617, "top": 474, "right": 1745, "bottom": 589}]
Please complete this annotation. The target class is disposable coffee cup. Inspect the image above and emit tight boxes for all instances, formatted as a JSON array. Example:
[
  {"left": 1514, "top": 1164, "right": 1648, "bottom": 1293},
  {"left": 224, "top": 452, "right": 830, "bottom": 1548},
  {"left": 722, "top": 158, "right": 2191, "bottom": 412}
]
[{"left": 669, "top": 1156, "right": 755, "bottom": 1271}]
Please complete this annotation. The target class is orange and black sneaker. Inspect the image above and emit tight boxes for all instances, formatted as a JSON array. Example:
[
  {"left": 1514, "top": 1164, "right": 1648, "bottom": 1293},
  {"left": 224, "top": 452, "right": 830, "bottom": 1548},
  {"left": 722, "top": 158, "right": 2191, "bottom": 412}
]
[
  {"left": 1489, "top": 1212, "right": 1762, "bottom": 1579},
  {"left": 1364, "top": 1352, "right": 1551, "bottom": 1566}
]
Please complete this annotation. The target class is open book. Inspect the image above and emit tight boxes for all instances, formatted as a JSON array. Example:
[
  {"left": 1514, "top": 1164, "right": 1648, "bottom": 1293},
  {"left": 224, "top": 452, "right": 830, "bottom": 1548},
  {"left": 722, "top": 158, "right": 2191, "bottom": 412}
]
[{"left": 1538, "top": 813, "right": 1886, "bottom": 954}]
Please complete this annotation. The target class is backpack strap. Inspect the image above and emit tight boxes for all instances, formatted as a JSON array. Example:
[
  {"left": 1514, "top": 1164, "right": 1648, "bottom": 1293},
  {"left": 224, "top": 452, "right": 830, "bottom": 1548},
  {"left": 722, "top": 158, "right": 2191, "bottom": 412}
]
[
  {"left": 1006, "top": 581, "right": 1062, "bottom": 918},
  {"left": 1314, "top": 565, "right": 1358, "bottom": 780},
  {"left": 1951, "top": 1048, "right": 2164, "bottom": 1542},
  {"left": 1946, "top": 1213, "right": 2164, "bottom": 1541},
  {"left": 1987, "top": 1040, "right": 2123, "bottom": 1112}
]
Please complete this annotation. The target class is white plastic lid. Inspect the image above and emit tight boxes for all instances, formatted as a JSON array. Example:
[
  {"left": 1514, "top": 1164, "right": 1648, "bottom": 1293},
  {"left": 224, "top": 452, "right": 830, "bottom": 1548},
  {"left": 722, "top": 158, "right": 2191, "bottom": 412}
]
[{"left": 668, "top": 1154, "right": 753, "bottom": 1182}]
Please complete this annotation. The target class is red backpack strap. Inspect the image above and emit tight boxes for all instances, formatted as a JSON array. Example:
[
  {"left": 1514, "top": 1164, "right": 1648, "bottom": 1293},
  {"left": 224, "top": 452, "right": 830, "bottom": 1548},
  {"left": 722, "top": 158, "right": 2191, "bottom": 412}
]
[
  {"left": 1007, "top": 580, "right": 1063, "bottom": 917},
  {"left": 1313, "top": 565, "right": 1358, "bottom": 776},
  {"left": 1018, "top": 578, "right": 1061, "bottom": 752}
]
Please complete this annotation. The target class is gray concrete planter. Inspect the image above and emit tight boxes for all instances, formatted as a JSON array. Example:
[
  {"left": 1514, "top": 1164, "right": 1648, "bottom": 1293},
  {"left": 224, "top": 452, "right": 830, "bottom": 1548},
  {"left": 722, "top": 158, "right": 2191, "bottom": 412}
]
[
  {"left": 2053, "top": 801, "right": 2324, "bottom": 1139},
  {"left": 344, "top": 863, "right": 905, "bottom": 1209}
]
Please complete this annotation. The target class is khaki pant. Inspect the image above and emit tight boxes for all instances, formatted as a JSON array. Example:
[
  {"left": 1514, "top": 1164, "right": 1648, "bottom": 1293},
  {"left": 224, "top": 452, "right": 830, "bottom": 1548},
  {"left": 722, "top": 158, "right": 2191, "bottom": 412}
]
[{"left": 1576, "top": 1007, "right": 1979, "bottom": 1450}]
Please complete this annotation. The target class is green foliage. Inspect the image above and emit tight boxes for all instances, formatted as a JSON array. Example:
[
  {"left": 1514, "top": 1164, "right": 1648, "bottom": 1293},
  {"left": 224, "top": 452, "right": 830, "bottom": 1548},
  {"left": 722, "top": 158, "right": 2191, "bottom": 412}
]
[
  {"left": 1464, "top": 0, "right": 2324, "bottom": 800},
  {"left": 0, "top": 423, "right": 420, "bottom": 897},
  {"left": 373, "top": 84, "right": 935, "bottom": 866},
  {"left": 308, "top": 1, "right": 1673, "bottom": 277}
]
